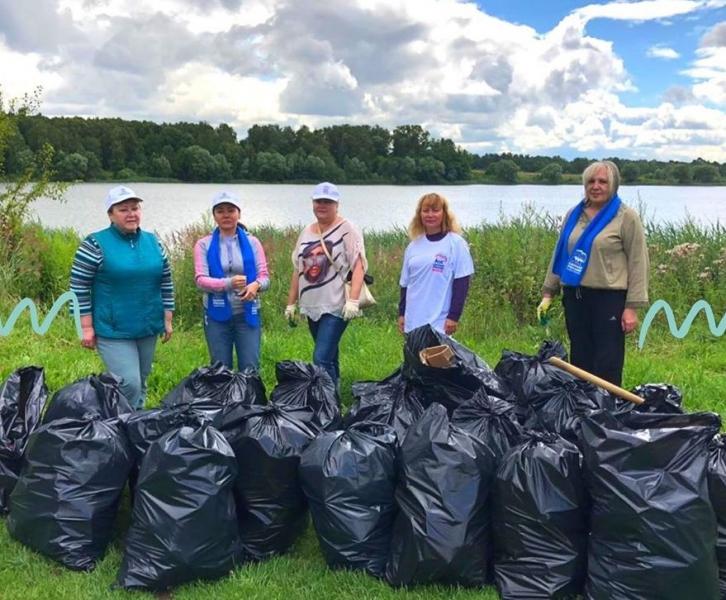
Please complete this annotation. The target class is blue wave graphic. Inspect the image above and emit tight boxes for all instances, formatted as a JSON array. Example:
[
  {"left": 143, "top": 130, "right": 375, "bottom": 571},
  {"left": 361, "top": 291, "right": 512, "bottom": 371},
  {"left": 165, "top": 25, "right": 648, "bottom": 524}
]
[
  {"left": 0, "top": 292, "right": 82, "bottom": 338},
  {"left": 638, "top": 299, "right": 726, "bottom": 349}
]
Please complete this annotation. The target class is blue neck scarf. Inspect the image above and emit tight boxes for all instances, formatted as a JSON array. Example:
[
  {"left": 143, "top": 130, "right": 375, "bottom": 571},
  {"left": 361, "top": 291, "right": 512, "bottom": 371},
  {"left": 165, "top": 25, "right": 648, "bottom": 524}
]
[
  {"left": 553, "top": 194, "right": 621, "bottom": 286},
  {"left": 206, "top": 225, "right": 259, "bottom": 327}
]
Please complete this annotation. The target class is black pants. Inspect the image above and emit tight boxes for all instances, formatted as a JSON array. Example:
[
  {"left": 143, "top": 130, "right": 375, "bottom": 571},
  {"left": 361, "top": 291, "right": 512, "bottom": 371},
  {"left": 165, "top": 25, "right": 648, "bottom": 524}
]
[{"left": 562, "top": 286, "right": 627, "bottom": 386}]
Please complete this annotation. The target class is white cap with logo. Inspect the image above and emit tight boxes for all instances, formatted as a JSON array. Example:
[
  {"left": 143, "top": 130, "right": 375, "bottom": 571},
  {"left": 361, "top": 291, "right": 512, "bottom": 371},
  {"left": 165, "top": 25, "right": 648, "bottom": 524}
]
[
  {"left": 311, "top": 182, "right": 340, "bottom": 202},
  {"left": 105, "top": 185, "right": 143, "bottom": 211},
  {"left": 211, "top": 191, "right": 242, "bottom": 211}
]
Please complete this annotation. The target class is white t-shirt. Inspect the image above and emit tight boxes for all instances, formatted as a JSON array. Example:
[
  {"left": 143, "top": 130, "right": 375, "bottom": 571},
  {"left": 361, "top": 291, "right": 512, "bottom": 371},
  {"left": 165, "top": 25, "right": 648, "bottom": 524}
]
[{"left": 399, "top": 232, "right": 474, "bottom": 333}]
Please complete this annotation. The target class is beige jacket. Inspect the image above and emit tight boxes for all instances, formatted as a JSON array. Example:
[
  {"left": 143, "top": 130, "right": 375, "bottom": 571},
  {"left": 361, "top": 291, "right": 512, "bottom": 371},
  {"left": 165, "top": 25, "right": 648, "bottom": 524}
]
[{"left": 542, "top": 203, "right": 649, "bottom": 308}]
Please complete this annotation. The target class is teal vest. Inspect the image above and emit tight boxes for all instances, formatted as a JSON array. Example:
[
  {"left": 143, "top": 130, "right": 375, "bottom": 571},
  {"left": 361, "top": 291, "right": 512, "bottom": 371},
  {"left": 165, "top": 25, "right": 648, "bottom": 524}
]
[{"left": 91, "top": 225, "right": 164, "bottom": 339}]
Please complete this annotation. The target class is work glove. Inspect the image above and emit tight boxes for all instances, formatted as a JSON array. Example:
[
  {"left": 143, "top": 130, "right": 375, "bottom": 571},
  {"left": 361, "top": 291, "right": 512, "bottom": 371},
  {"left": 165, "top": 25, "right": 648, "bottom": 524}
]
[
  {"left": 284, "top": 303, "right": 298, "bottom": 326},
  {"left": 536, "top": 297, "right": 552, "bottom": 325},
  {"left": 341, "top": 299, "right": 361, "bottom": 321}
]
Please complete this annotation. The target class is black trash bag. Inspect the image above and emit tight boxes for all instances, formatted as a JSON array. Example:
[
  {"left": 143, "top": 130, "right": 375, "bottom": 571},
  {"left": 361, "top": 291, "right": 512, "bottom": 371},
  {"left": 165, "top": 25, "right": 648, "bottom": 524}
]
[
  {"left": 299, "top": 422, "right": 398, "bottom": 578},
  {"left": 708, "top": 434, "right": 726, "bottom": 599},
  {"left": 493, "top": 431, "right": 587, "bottom": 599},
  {"left": 0, "top": 366, "right": 49, "bottom": 513},
  {"left": 580, "top": 411, "right": 721, "bottom": 600},
  {"left": 494, "top": 340, "right": 568, "bottom": 402},
  {"left": 346, "top": 368, "right": 426, "bottom": 439},
  {"left": 229, "top": 403, "right": 318, "bottom": 560},
  {"left": 522, "top": 366, "right": 610, "bottom": 441},
  {"left": 402, "top": 325, "right": 511, "bottom": 414},
  {"left": 42, "top": 372, "right": 133, "bottom": 424},
  {"left": 270, "top": 361, "right": 341, "bottom": 431},
  {"left": 386, "top": 403, "right": 496, "bottom": 587},
  {"left": 7, "top": 417, "right": 133, "bottom": 571},
  {"left": 451, "top": 389, "right": 523, "bottom": 462},
  {"left": 116, "top": 422, "right": 240, "bottom": 591},
  {"left": 614, "top": 383, "right": 684, "bottom": 415},
  {"left": 162, "top": 362, "right": 266, "bottom": 419}
]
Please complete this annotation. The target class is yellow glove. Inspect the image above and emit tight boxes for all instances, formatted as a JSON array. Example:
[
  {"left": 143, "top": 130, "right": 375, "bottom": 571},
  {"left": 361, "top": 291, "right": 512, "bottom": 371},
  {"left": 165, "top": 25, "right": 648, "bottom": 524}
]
[{"left": 537, "top": 297, "right": 552, "bottom": 325}]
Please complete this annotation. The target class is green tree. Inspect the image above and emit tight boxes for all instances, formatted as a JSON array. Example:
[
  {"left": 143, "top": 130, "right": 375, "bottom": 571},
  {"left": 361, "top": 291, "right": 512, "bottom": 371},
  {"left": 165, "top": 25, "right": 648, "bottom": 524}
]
[
  {"left": 692, "top": 164, "right": 719, "bottom": 183},
  {"left": 621, "top": 163, "right": 639, "bottom": 183},
  {"left": 212, "top": 153, "right": 232, "bottom": 181},
  {"left": 487, "top": 159, "right": 519, "bottom": 183},
  {"left": 538, "top": 162, "right": 563, "bottom": 184},
  {"left": 55, "top": 151, "right": 88, "bottom": 181},
  {"left": 175, "top": 145, "right": 216, "bottom": 181},
  {"left": 392, "top": 125, "right": 429, "bottom": 158},
  {"left": 254, "top": 151, "right": 289, "bottom": 181},
  {"left": 670, "top": 163, "right": 692, "bottom": 184},
  {"left": 149, "top": 154, "right": 172, "bottom": 178}
]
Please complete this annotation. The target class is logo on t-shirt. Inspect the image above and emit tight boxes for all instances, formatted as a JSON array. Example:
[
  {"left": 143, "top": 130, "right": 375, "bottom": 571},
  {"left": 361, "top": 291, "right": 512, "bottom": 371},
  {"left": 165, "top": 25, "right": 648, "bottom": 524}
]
[{"left": 432, "top": 253, "right": 448, "bottom": 273}]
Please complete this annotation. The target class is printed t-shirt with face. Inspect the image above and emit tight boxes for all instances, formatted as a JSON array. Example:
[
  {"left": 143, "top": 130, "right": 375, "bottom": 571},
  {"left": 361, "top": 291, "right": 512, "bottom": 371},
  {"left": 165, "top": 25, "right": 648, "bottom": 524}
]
[
  {"left": 399, "top": 232, "right": 474, "bottom": 333},
  {"left": 292, "top": 220, "right": 367, "bottom": 321}
]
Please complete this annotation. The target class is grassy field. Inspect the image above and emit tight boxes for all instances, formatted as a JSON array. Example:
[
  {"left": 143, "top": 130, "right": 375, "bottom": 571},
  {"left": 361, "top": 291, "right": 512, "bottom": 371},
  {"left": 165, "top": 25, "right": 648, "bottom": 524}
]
[{"left": 1, "top": 217, "right": 725, "bottom": 599}]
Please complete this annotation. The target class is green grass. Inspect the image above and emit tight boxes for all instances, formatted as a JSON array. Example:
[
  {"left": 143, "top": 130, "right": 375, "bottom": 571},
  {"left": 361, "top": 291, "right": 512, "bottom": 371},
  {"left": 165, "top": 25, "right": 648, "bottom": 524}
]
[{"left": 1, "top": 216, "right": 725, "bottom": 598}]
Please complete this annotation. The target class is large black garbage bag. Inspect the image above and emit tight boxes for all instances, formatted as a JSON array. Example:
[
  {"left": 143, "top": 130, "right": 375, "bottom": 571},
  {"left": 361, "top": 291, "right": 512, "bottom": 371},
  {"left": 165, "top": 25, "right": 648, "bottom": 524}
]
[
  {"left": 580, "top": 411, "right": 721, "bottom": 600},
  {"left": 116, "top": 422, "right": 240, "bottom": 591},
  {"left": 495, "top": 340, "right": 568, "bottom": 401},
  {"left": 402, "top": 325, "right": 511, "bottom": 414},
  {"left": 451, "top": 390, "right": 522, "bottom": 462},
  {"left": 386, "top": 403, "right": 496, "bottom": 587},
  {"left": 613, "top": 383, "right": 684, "bottom": 415},
  {"left": 0, "top": 366, "right": 48, "bottom": 513},
  {"left": 229, "top": 403, "right": 318, "bottom": 560},
  {"left": 270, "top": 361, "right": 341, "bottom": 431},
  {"left": 493, "top": 431, "right": 587, "bottom": 599},
  {"left": 299, "top": 422, "right": 398, "bottom": 578},
  {"left": 162, "top": 362, "right": 266, "bottom": 420},
  {"left": 7, "top": 417, "right": 133, "bottom": 571},
  {"left": 709, "top": 434, "right": 726, "bottom": 599},
  {"left": 346, "top": 368, "right": 426, "bottom": 439},
  {"left": 42, "top": 373, "right": 133, "bottom": 424}
]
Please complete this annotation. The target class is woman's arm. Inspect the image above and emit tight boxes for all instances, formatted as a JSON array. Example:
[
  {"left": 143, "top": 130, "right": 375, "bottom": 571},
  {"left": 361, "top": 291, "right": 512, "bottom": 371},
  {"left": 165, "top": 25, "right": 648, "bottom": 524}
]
[
  {"left": 70, "top": 238, "right": 102, "bottom": 349},
  {"left": 193, "top": 237, "right": 231, "bottom": 293},
  {"left": 347, "top": 257, "right": 365, "bottom": 301},
  {"left": 158, "top": 241, "right": 175, "bottom": 312}
]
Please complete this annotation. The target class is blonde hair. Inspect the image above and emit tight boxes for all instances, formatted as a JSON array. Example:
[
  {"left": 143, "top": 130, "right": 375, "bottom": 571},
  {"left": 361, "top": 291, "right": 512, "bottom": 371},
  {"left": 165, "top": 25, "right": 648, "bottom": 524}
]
[
  {"left": 582, "top": 160, "right": 620, "bottom": 200},
  {"left": 408, "top": 192, "right": 462, "bottom": 240}
]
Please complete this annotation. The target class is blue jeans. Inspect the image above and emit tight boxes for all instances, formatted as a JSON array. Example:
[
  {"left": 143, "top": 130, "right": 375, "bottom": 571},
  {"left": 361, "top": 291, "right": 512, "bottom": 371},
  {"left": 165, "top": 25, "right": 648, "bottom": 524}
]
[
  {"left": 204, "top": 312, "right": 261, "bottom": 370},
  {"left": 96, "top": 335, "right": 158, "bottom": 409},
  {"left": 307, "top": 313, "right": 348, "bottom": 385}
]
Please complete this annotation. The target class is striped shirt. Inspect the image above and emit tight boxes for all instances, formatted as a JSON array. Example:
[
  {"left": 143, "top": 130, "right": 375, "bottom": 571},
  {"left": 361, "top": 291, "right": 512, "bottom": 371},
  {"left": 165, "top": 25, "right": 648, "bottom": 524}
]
[{"left": 70, "top": 234, "right": 175, "bottom": 316}]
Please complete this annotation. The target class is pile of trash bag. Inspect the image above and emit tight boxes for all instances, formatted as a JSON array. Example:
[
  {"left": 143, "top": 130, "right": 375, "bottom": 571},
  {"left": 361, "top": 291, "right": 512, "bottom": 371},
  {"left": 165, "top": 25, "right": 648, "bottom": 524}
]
[
  {"left": 7, "top": 416, "right": 133, "bottom": 571},
  {"left": 299, "top": 422, "right": 398, "bottom": 578},
  {"left": 494, "top": 340, "right": 568, "bottom": 404},
  {"left": 0, "top": 367, "right": 48, "bottom": 513},
  {"left": 386, "top": 403, "right": 495, "bottom": 587},
  {"left": 580, "top": 411, "right": 721, "bottom": 600},
  {"left": 270, "top": 361, "right": 341, "bottom": 431},
  {"left": 708, "top": 434, "right": 726, "bottom": 599},
  {"left": 116, "top": 420, "right": 240, "bottom": 591},
  {"left": 493, "top": 430, "right": 587, "bottom": 599},
  {"left": 228, "top": 403, "right": 318, "bottom": 560},
  {"left": 345, "top": 369, "right": 426, "bottom": 439},
  {"left": 42, "top": 373, "right": 132, "bottom": 424},
  {"left": 614, "top": 383, "right": 684, "bottom": 415}
]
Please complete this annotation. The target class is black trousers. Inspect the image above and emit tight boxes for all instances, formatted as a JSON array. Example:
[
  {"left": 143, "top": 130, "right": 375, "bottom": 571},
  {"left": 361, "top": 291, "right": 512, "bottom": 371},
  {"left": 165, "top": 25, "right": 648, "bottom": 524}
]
[{"left": 562, "top": 286, "right": 627, "bottom": 386}]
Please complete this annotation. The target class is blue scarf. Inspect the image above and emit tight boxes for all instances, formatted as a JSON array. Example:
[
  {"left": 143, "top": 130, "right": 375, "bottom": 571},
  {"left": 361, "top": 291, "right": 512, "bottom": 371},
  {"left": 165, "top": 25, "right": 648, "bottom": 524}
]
[
  {"left": 553, "top": 194, "right": 621, "bottom": 286},
  {"left": 206, "top": 225, "right": 259, "bottom": 327}
]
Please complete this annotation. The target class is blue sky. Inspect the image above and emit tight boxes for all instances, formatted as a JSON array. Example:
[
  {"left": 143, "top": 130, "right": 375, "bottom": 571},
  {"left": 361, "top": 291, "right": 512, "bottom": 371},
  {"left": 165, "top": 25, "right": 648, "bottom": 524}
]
[{"left": 0, "top": 0, "right": 724, "bottom": 161}]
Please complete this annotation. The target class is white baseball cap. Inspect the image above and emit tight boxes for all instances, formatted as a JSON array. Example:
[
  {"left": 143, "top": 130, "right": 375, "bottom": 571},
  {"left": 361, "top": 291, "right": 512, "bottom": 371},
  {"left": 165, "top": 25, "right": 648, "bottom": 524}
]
[
  {"left": 311, "top": 182, "right": 340, "bottom": 202},
  {"left": 211, "top": 191, "right": 242, "bottom": 211},
  {"left": 105, "top": 185, "right": 143, "bottom": 211}
]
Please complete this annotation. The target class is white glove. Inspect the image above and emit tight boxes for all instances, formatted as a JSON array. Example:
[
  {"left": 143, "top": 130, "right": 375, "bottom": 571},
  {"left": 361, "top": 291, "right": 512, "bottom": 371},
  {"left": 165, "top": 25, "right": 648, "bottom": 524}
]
[
  {"left": 284, "top": 303, "right": 297, "bottom": 322},
  {"left": 341, "top": 299, "right": 361, "bottom": 321}
]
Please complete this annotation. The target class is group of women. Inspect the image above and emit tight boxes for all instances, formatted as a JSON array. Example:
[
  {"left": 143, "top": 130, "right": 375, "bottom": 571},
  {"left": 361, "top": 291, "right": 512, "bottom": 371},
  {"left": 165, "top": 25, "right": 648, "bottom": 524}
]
[{"left": 70, "top": 160, "right": 649, "bottom": 409}]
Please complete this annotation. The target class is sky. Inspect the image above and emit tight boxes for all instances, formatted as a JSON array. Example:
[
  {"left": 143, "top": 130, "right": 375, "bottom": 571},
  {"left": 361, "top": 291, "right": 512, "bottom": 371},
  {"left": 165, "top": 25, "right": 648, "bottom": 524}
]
[{"left": 0, "top": 0, "right": 724, "bottom": 161}]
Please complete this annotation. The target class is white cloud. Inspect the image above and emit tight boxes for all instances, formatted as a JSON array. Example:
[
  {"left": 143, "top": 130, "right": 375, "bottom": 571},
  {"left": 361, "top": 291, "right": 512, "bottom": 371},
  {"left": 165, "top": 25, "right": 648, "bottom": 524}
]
[
  {"left": 1, "top": 0, "right": 725, "bottom": 161},
  {"left": 647, "top": 44, "right": 681, "bottom": 59}
]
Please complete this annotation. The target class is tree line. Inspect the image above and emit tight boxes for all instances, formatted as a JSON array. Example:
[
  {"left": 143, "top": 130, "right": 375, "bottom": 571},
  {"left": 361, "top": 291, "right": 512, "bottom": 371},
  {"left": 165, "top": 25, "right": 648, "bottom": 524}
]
[{"left": 1, "top": 111, "right": 724, "bottom": 184}]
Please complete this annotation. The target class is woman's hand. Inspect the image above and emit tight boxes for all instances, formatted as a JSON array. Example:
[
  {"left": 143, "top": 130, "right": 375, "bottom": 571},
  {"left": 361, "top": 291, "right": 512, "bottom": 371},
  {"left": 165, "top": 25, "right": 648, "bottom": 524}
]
[
  {"left": 239, "top": 280, "right": 260, "bottom": 301},
  {"left": 444, "top": 319, "right": 458, "bottom": 335},
  {"left": 621, "top": 308, "right": 638, "bottom": 334},
  {"left": 162, "top": 311, "right": 173, "bottom": 343},
  {"left": 81, "top": 325, "right": 96, "bottom": 350},
  {"left": 231, "top": 275, "right": 247, "bottom": 290},
  {"left": 397, "top": 315, "right": 405, "bottom": 334}
]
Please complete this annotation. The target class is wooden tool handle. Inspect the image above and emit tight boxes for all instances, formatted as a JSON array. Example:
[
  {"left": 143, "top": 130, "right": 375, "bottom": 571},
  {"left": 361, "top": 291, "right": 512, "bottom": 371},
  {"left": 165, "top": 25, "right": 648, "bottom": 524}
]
[{"left": 547, "top": 356, "right": 644, "bottom": 405}]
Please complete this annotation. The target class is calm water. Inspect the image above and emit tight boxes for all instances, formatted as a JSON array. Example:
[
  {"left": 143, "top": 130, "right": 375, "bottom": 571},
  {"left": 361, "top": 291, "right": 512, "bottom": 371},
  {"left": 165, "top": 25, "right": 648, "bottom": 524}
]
[{"left": 30, "top": 182, "right": 726, "bottom": 237}]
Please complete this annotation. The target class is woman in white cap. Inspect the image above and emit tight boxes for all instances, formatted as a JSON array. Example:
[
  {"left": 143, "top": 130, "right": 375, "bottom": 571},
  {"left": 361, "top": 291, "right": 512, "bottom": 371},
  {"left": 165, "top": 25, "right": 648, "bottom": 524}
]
[
  {"left": 285, "top": 182, "right": 367, "bottom": 387},
  {"left": 193, "top": 191, "right": 270, "bottom": 370},
  {"left": 69, "top": 185, "right": 174, "bottom": 409}
]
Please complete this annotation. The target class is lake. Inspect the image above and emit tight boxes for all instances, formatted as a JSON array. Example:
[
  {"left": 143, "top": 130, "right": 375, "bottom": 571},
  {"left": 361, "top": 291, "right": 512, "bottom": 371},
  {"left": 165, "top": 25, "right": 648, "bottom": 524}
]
[{"left": 29, "top": 182, "right": 726, "bottom": 237}]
